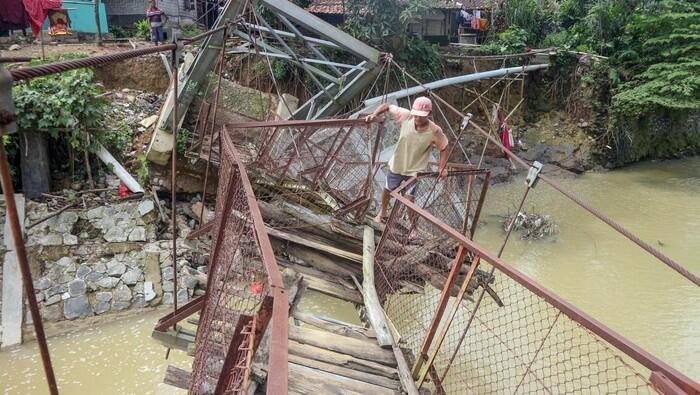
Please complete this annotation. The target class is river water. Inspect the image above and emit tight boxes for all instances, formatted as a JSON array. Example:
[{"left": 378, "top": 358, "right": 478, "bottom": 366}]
[{"left": 0, "top": 158, "right": 698, "bottom": 393}]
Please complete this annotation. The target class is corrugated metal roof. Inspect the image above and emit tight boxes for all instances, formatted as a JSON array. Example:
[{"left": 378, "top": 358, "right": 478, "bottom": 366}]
[
  {"left": 306, "top": 0, "right": 489, "bottom": 15},
  {"left": 307, "top": 0, "right": 344, "bottom": 14}
]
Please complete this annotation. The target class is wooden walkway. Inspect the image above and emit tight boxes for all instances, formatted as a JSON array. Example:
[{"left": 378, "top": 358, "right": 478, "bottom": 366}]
[
  {"left": 155, "top": 286, "right": 403, "bottom": 394},
  {"left": 152, "top": 223, "right": 415, "bottom": 394}
]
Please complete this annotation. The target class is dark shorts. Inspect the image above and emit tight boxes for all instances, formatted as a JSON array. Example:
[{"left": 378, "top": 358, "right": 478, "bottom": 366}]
[
  {"left": 151, "top": 26, "right": 165, "bottom": 42},
  {"left": 385, "top": 171, "right": 417, "bottom": 195}
]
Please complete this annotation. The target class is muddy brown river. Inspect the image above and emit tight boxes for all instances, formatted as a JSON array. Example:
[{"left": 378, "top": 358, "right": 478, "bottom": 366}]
[{"left": 0, "top": 158, "right": 698, "bottom": 393}]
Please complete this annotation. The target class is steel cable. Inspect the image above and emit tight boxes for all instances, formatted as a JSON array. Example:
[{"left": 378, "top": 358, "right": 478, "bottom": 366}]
[{"left": 391, "top": 59, "right": 700, "bottom": 287}]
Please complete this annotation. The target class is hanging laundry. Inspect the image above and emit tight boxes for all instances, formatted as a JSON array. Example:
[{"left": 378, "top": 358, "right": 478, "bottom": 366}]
[
  {"left": 471, "top": 15, "right": 479, "bottom": 30},
  {"left": 479, "top": 18, "right": 489, "bottom": 31},
  {"left": 459, "top": 9, "right": 473, "bottom": 25},
  {"left": 23, "top": 0, "right": 62, "bottom": 36}
]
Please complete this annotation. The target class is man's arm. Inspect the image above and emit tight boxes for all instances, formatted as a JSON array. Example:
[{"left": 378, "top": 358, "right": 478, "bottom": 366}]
[
  {"left": 365, "top": 103, "right": 410, "bottom": 124},
  {"left": 434, "top": 128, "right": 449, "bottom": 177},
  {"left": 365, "top": 103, "right": 390, "bottom": 122}
]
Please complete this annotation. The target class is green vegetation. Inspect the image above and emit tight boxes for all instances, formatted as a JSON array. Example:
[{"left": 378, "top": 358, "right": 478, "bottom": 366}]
[
  {"left": 12, "top": 56, "right": 137, "bottom": 186},
  {"left": 13, "top": 68, "right": 107, "bottom": 149},
  {"left": 485, "top": 0, "right": 700, "bottom": 164},
  {"left": 136, "top": 154, "right": 150, "bottom": 186},
  {"left": 134, "top": 19, "right": 151, "bottom": 40},
  {"left": 344, "top": 0, "right": 442, "bottom": 81},
  {"left": 181, "top": 24, "right": 204, "bottom": 39}
]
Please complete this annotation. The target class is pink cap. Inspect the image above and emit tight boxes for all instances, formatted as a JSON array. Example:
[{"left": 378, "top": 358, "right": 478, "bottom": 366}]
[{"left": 410, "top": 96, "right": 432, "bottom": 117}]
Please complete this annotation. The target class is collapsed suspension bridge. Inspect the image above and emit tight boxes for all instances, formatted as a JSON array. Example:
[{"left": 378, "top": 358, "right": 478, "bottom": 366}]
[{"left": 0, "top": 0, "right": 699, "bottom": 394}]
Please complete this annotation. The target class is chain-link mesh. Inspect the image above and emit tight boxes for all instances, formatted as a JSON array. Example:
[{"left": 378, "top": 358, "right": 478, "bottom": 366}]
[
  {"left": 226, "top": 119, "right": 384, "bottom": 221},
  {"left": 189, "top": 131, "right": 285, "bottom": 395},
  {"left": 374, "top": 174, "right": 661, "bottom": 395}
]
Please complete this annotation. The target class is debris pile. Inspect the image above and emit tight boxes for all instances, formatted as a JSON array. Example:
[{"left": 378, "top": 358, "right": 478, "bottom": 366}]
[
  {"left": 104, "top": 88, "right": 162, "bottom": 133},
  {"left": 504, "top": 211, "right": 558, "bottom": 240}
]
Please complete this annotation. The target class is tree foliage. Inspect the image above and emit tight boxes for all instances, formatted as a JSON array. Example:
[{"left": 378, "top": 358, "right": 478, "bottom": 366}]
[
  {"left": 344, "top": 0, "right": 442, "bottom": 81},
  {"left": 613, "top": 1, "right": 700, "bottom": 116},
  {"left": 13, "top": 68, "right": 107, "bottom": 148}
]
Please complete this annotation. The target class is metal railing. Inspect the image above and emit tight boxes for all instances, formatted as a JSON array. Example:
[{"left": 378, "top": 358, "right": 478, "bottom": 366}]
[
  {"left": 374, "top": 174, "right": 700, "bottom": 395},
  {"left": 189, "top": 128, "right": 288, "bottom": 394}
]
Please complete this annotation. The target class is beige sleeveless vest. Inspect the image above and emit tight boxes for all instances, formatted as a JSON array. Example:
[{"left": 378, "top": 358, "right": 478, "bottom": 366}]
[{"left": 388, "top": 119, "right": 435, "bottom": 176}]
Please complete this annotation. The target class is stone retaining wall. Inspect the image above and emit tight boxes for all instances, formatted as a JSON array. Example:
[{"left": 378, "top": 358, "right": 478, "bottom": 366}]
[{"left": 19, "top": 198, "right": 207, "bottom": 322}]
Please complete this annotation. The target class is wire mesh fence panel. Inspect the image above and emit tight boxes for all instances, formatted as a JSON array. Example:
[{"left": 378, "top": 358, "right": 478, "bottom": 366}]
[
  {"left": 374, "top": 171, "right": 491, "bottom": 382},
  {"left": 189, "top": 131, "right": 287, "bottom": 395},
  {"left": 373, "top": 176, "right": 671, "bottom": 395},
  {"left": 226, "top": 119, "right": 384, "bottom": 221}
]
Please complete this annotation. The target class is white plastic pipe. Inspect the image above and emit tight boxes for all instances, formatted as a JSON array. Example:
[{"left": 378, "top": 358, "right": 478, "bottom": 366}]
[
  {"left": 94, "top": 141, "right": 144, "bottom": 193},
  {"left": 363, "top": 64, "right": 549, "bottom": 107}
]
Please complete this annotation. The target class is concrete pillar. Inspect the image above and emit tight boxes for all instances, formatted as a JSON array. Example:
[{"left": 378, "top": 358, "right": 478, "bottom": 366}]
[{"left": 1, "top": 193, "right": 25, "bottom": 348}]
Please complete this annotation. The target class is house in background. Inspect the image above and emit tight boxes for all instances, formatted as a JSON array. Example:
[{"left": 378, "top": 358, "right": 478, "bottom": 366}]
[
  {"left": 103, "top": 0, "right": 198, "bottom": 26},
  {"left": 305, "top": 0, "right": 490, "bottom": 45},
  {"left": 1, "top": 0, "right": 109, "bottom": 37},
  {"left": 307, "top": 0, "right": 346, "bottom": 25}
]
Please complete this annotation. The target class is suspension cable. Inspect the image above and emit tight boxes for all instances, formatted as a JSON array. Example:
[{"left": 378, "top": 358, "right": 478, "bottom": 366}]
[{"left": 391, "top": 59, "right": 700, "bottom": 287}]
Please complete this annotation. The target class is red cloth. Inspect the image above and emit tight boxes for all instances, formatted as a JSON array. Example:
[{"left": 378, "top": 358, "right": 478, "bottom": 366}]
[
  {"left": 498, "top": 110, "right": 514, "bottom": 153},
  {"left": 22, "top": 0, "right": 62, "bottom": 36},
  {"left": 1, "top": 0, "right": 27, "bottom": 27}
]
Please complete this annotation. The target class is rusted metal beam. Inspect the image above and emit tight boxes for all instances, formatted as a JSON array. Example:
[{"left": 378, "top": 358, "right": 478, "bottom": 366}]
[
  {"left": 214, "top": 315, "right": 253, "bottom": 394},
  {"left": 170, "top": 42, "right": 180, "bottom": 316},
  {"left": 0, "top": 125, "right": 59, "bottom": 395},
  {"left": 416, "top": 256, "right": 482, "bottom": 388},
  {"left": 222, "top": 128, "right": 289, "bottom": 394},
  {"left": 226, "top": 118, "right": 370, "bottom": 129},
  {"left": 154, "top": 296, "right": 205, "bottom": 332}
]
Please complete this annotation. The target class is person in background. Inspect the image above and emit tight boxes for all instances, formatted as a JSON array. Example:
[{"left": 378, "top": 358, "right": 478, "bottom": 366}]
[
  {"left": 146, "top": 0, "right": 168, "bottom": 45},
  {"left": 365, "top": 97, "right": 450, "bottom": 229}
]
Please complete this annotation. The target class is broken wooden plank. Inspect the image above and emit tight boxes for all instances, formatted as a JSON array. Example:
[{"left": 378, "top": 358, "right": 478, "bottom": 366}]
[
  {"left": 303, "top": 275, "right": 363, "bottom": 304},
  {"left": 392, "top": 344, "right": 421, "bottom": 395},
  {"left": 285, "top": 244, "right": 361, "bottom": 276},
  {"left": 251, "top": 269, "right": 304, "bottom": 385},
  {"left": 288, "top": 354, "right": 400, "bottom": 390},
  {"left": 288, "top": 325, "right": 396, "bottom": 367},
  {"left": 362, "top": 225, "right": 393, "bottom": 348},
  {"left": 267, "top": 226, "right": 362, "bottom": 262},
  {"left": 151, "top": 326, "right": 196, "bottom": 351},
  {"left": 288, "top": 340, "right": 398, "bottom": 379},
  {"left": 288, "top": 362, "right": 400, "bottom": 395},
  {"left": 164, "top": 365, "right": 191, "bottom": 390},
  {"left": 292, "top": 310, "right": 373, "bottom": 340}
]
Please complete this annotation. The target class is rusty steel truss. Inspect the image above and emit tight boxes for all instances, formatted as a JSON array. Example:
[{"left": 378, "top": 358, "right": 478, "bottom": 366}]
[
  {"left": 374, "top": 174, "right": 700, "bottom": 395},
  {"left": 226, "top": 118, "right": 385, "bottom": 221}
]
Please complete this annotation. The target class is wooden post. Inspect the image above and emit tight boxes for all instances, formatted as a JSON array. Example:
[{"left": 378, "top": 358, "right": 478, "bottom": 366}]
[
  {"left": 93, "top": 0, "right": 102, "bottom": 46},
  {"left": 362, "top": 225, "right": 392, "bottom": 348},
  {"left": 19, "top": 131, "right": 50, "bottom": 198},
  {"left": 362, "top": 225, "right": 421, "bottom": 395},
  {"left": 1, "top": 194, "right": 25, "bottom": 348},
  {"left": 39, "top": 29, "right": 45, "bottom": 61}
]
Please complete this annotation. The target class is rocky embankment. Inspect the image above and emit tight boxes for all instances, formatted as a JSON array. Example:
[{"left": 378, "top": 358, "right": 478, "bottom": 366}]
[{"left": 22, "top": 198, "right": 208, "bottom": 322}]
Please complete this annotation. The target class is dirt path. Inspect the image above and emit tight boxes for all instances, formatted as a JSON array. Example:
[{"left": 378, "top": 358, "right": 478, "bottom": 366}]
[{"left": 0, "top": 40, "right": 155, "bottom": 61}]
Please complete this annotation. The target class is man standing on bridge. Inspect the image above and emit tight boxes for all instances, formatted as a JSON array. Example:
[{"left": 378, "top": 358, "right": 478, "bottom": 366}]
[{"left": 366, "top": 96, "right": 450, "bottom": 224}]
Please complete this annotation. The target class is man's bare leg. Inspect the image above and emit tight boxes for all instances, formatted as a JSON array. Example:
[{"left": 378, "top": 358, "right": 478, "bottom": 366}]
[{"left": 373, "top": 188, "right": 392, "bottom": 223}]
